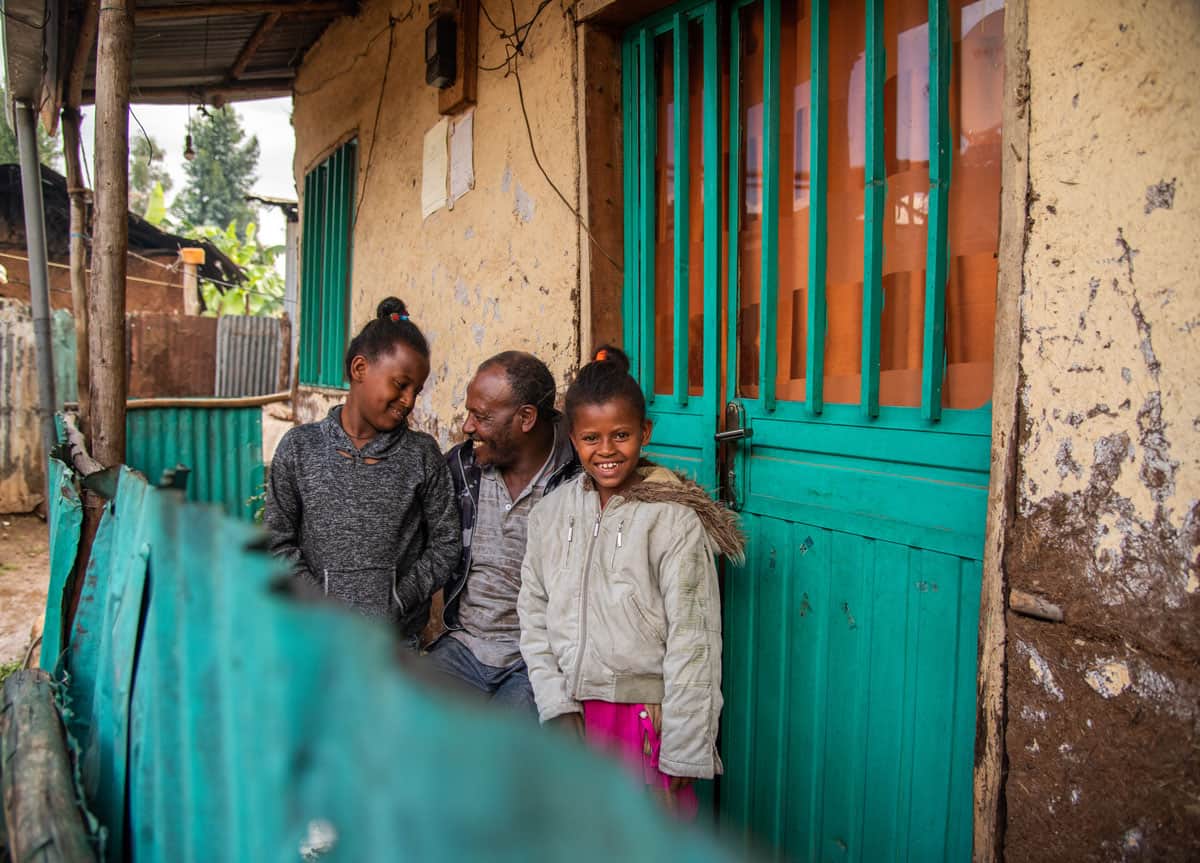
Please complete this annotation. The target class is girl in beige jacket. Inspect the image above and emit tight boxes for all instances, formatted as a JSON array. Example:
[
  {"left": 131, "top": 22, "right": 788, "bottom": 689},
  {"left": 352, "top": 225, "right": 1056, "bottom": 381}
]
[{"left": 518, "top": 347, "right": 744, "bottom": 817}]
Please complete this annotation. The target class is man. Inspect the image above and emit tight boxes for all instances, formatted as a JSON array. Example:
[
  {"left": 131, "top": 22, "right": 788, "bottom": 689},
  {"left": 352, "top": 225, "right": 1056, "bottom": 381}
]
[{"left": 426, "top": 351, "right": 579, "bottom": 711}]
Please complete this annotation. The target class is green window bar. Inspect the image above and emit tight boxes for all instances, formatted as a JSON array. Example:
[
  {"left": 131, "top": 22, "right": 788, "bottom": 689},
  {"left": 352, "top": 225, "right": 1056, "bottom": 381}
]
[
  {"left": 672, "top": 15, "right": 691, "bottom": 407},
  {"left": 804, "top": 0, "right": 829, "bottom": 415},
  {"left": 622, "top": 38, "right": 641, "bottom": 362},
  {"left": 922, "top": 0, "right": 951, "bottom": 421},
  {"left": 298, "top": 167, "right": 324, "bottom": 384},
  {"left": 724, "top": 3, "right": 745, "bottom": 400},
  {"left": 758, "top": 0, "right": 782, "bottom": 412},
  {"left": 639, "top": 29, "right": 657, "bottom": 405},
  {"left": 701, "top": 3, "right": 720, "bottom": 406},
  {"left": 861, "top": 0, "right": 886, "bottom": 418}
]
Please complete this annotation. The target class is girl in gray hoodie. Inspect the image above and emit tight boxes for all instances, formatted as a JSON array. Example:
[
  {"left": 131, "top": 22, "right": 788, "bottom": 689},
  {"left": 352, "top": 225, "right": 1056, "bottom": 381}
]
[{"left": 264, "top": 298, "right": 460, "bottom": 640}]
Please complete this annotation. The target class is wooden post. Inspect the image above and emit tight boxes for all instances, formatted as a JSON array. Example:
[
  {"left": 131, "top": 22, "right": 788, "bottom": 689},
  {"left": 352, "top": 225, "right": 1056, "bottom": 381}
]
[
  {"left": 87, "top": 0, "right": 133, "bottom": 466},
  {"left": 61, "top": 107, "right": 92, "bottom": 429},
  {"left": 0, "top": 670, "right": 97, "bottom": 863},
  {"left": 180, "top": 247, "right": 205, "bottom": 315}
]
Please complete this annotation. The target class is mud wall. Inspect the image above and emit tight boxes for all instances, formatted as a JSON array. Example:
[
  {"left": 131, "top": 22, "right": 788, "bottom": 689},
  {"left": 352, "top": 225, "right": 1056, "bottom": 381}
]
[
  {"left": 1004, "top": 0, "right": 1199, "bottom": 858},
  {"left": 291, "top": 0, "right": 584, "bottom": 447}
]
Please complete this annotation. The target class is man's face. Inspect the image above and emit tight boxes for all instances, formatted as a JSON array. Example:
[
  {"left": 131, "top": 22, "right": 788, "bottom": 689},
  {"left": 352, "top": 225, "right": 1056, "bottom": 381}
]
[{"left": 462, "top": 366, "right": 524, "bottom": 469}]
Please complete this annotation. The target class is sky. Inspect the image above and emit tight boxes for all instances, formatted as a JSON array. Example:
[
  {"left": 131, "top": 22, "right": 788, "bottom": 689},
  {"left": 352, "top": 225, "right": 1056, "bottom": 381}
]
[{"left": 79, "top": 97, "right": 297, "bottom": 247}]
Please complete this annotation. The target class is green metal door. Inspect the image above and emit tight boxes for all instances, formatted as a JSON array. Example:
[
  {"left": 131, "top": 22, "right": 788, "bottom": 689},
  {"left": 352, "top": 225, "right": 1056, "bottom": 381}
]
[{"left": 623, "top": 1, "right": 1005, "bottom": 858}]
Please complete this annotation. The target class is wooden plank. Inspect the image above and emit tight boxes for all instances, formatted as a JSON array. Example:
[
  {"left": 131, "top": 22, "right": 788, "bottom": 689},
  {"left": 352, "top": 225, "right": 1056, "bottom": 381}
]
[
  {"left": 725, "top": 6, "right": 742, "bottom": 399},
  {"left": 438, "top": 0, "right": 480, "bottom": 116},
  {"left": 921, "top": 0, "right": 951, "bottom": 420},
  {"left": 975, "top": 0, "right": 1029, "bottom": 858},
  {"left": 672, "top": 15, "right": 690, "bottom": 406},
  {"left": 0, "top": 670, "right": 97, "bottom": 863},
  {"left": 805, "top": 0, "right": 829, "bottom": 415},
  {"left": 621, "top": 36, "right": 640, "bottom": 358},
  {"left": 759, "top": 0, "right": 781, "bottom": 411},
  {"left": 228, "top": 12, "right": 281, "bottom": 82},
  {"left": 862, "top": 0, "right": 885, "bottom": 417}
]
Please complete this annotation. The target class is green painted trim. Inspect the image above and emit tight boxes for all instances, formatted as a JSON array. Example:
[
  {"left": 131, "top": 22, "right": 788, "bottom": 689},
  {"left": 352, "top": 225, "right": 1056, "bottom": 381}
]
[
  {"left": 672, "top": 16, "right": 690, "bottom": 407},
  {"left": 805, "top": 0, "right": 829, "bottom": 415},
  {"left": 725, "top": 5, "right": 742, "bottom": 399},
  {"left": 299, "top": 170, "right": 318, "bottom": 383},
  {"left": 861, "top": 0, "right": 885, "bottom": 418},
  {"left": 639, "top": 29, "right": 657, "bottom": 404},
  {"left": 740, "top": 396, "right": 993, "bottom": 436},
  {"left": 922, "top": 0, "right": 951, "bottom": 421},
  {"left": 701, "top": 2, "right": 721, "bottom": 474},
  {"left": 759, "top": 0, "right": 781, "bottom": 412},
  {"left": 621, "top": 37, "right": 640, "bottom": 363}
]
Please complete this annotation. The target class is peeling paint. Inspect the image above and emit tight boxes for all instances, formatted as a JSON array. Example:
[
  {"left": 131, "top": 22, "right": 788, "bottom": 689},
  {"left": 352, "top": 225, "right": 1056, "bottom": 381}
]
[
  {"left": 1084, "top": 660, "right": 1131, "bottom": 698},
  {"left": 1018, "top": 641, "right": 1065, "bottom": 701}
]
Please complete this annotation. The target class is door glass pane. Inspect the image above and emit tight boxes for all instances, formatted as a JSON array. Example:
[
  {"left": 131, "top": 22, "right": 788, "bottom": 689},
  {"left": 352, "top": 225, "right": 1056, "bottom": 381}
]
[
  {"left": 879, "top": 0, "right": 930, "bottom": 407},
  {"left": 776, "top": 0, "right": 812, "bottom": 402},
  {"left": 687, "top": 20, "right": 706, "bottom": 396},
  {"left": 736, "top": 2, "right": 765, "bottom": 399},
  {"left": 654, "top": 34, "right": 675, "bottom": 395},
  {"left": 823, "top": 1, "right": 866, "bottom": 404},
  {"left": 945, "top": 0, "right": 1004, "bottom": 409}
]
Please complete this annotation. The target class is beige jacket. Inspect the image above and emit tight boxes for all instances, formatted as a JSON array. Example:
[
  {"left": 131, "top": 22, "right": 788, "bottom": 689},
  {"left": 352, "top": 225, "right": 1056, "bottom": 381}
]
[{"left": 518, "top": 465, "right": 744, "bottom": 779}]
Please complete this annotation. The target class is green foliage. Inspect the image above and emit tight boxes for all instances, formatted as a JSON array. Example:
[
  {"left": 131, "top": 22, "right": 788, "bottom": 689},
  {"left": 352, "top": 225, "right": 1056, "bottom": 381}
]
[
  {"left": 0, "top": 86, "right": 62, "bottom": 168},
  {"left": 129, "top": 134, "right": 173, "bottom": 217},
  {"left": 172, "top": 107, "right": 261, "bottom": 237},
  {"left": 0, "top": 658, "right": 22, "bottom": 687},
  {"left": 186, "top": 220, "right": 285, "bottom": 317}
]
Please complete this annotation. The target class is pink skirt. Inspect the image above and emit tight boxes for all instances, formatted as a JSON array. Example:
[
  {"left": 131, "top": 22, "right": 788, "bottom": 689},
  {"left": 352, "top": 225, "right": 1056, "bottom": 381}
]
[{"left": 581, "top": 701, "right": 699, "bottom": 820}]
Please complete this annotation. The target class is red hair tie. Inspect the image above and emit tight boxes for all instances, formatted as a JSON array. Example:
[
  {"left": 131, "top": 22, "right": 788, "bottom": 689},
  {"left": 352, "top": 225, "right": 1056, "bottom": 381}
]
[
  {"left": 390, "top": 312, "right": 409, "bottom": 322},
  {"left": 594, "top": 349, "right": 608, "bottom": 361}
]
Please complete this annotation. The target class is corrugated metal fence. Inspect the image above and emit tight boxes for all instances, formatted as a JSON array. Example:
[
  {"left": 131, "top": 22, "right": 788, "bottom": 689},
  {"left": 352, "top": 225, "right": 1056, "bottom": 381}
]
[
  {"left": 39, "top": 452, "right": 735, "bottom": 862},
  {"left": 126, "top": 404, "right": 265, "bottom": 520},
  {"left": 215, "top": 314, "right": 282, "bottom": 397}
]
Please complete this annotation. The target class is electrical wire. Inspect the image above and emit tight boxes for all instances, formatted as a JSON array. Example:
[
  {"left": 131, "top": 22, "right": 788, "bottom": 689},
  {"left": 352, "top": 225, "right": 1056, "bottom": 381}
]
[
  {"left": 475, "top": 0, "right": 622, "bottom": 274},
  {"left": 353, "top": 15, "right": 399, "bottom": 228}
]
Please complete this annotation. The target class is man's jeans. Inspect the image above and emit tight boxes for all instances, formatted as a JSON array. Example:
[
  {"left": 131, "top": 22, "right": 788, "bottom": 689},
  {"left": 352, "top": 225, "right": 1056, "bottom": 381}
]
[{"left": 425, "top": 634, "right": 537, "bottom": 715}]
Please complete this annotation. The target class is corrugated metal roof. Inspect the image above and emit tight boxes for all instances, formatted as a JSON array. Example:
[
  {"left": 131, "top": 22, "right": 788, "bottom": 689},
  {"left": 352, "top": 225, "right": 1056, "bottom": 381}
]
[{"left": 64, "top": 0, "right": 357, "bottom": 105}]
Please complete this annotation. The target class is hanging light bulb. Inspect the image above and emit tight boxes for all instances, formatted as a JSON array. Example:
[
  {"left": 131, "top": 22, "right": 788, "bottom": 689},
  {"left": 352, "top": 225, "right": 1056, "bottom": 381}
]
[{"left": 183, "top": 133, "right": 196, "bottom": 161}]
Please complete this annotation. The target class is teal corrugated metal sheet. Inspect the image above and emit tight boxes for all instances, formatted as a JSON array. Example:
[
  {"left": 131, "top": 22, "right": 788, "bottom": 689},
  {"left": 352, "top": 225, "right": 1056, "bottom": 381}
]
[
  {"left": 125, "top": 405, "right": 264, "bottom": 520},
  {"left": 38, "top": 453, "right": 83, "bottom": 671},
  {"left": 52, "top": 309, "right": 78, "bottom": 404},
  {"left": 50, "top": 462, "right": 740, "bottom": 863}
]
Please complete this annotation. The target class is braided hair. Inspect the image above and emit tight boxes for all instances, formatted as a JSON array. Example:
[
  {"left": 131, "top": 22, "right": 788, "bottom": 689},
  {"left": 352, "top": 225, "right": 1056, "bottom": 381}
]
[
  {"left": 343, "top": 297, "right": 430, "bottom": 378},
  {"left": 564, "top": 344, "right": 646, "bottom": 425}
]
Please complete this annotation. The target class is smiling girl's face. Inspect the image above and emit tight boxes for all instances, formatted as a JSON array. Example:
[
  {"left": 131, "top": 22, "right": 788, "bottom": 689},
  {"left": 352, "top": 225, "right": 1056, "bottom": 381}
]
[
  {"left": 569, "top": 397, "right": 653, "bottom": 507},
  {"left": 348, "top": 342, "right": 430, "bottom": 435}
]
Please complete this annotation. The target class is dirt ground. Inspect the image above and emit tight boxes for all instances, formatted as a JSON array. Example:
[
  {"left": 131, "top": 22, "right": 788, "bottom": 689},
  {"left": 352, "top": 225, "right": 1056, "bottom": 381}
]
[{"left": 0, "top": 514, "right": 50, "bottom": 666}]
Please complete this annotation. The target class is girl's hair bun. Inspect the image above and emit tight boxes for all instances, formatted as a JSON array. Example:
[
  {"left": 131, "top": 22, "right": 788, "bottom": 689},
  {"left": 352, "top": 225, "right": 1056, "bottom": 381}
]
[
  {"left": 376, "top": 297, "right": 410, "bottom": 321},
  {"left": 591, "top": 344, "right": 630, "bottom": 374}
]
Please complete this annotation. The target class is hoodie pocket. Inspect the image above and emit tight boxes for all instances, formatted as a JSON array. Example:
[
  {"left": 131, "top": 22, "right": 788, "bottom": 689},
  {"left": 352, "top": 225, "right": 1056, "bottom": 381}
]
[{"left": 322, "top": 567, "right": 396, "bottom": 618}]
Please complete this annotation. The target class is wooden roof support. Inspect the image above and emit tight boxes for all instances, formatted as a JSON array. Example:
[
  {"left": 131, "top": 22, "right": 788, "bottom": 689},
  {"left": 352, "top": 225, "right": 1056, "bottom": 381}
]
[
  {"left": 92, "top": 78, "right": 295, "bottom": 105},
  {"left": 134, "top": 1, "right": 350, "bottom": 23},
  {"left": 66, "top": 0, "right": 100, "bottom": 109},
  {"left": 228, "top": 12, "right": 281, "bottom": 81}
]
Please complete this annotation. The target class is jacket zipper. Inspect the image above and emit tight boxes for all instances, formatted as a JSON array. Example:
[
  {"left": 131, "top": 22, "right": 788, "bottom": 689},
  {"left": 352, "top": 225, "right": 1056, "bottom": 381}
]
[
  {"left": 571, "top": 504, "right": 605, "bottom": 699},
  {"left": 441, "top": 452, "right": 476, "bottom": 630}
]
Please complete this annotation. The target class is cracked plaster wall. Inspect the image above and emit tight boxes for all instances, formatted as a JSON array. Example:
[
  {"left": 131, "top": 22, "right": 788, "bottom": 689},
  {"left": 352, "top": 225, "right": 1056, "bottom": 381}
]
[
  {"left": 290, "top": 0, "right": 582, "bottom": 448},
  {"left": 1005, "top": 0, "right": 1199, "bottom": 858}
]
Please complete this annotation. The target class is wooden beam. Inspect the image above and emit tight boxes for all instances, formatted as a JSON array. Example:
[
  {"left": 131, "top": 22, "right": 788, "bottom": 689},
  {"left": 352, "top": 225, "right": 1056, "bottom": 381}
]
[
  {"left": 0, "top": 670, "right": 97, "bottom": 863},
  {"left": 66, "top": 0, "right": 101, "bottom": 109},
  {"left": 973, "top": 0, "right": 1029, "bottom": 859},
  {"left": 134, "top": 1, "right": 350, "bottom": 22},
  {"left": 61, "top": 107, "right": 91, "bottom": 433},
  {"left": 85, "top": 78, "right": 296, "bottom": 105},
  {"left": 89, "top": 0, "right": 132, "bottom": 466},
  {"left": 229, "top": 12, "right": 281, "bottom": 81}
]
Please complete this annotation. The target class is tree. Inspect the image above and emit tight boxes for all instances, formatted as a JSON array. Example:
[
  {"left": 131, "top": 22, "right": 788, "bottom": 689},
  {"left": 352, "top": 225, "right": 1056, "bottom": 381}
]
[
  {"left": 0, "top": 86, "right": 62, "bottom": 168},
  {"left": 188, "top": 220, "right": 285, "bottom": 317},
  {"left": 172, "top": 106, "right": 260, "bottom": 237},
  {"left": 128, "top": 133, "right": 172, "bottom": 216}
]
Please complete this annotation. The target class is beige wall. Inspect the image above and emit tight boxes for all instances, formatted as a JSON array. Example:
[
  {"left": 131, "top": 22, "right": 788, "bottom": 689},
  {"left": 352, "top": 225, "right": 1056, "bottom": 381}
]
[
  {"left": 291, "top": 0, "right": 584, "bottom": 448},
  {"left": 1005, "top": 0, "right": 1199, "bottom": 856}
]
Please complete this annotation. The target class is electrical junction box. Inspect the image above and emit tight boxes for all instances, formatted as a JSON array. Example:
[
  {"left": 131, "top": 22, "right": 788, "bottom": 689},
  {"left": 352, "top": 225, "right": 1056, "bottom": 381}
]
[{"left": 426, "top": 14, "right": 456, "bottom": 88}]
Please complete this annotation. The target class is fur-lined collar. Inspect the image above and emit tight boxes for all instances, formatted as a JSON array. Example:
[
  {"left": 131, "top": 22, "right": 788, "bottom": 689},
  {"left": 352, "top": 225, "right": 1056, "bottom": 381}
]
[{"left": 582, "top": 461, "right": 746, "bottom": 563}]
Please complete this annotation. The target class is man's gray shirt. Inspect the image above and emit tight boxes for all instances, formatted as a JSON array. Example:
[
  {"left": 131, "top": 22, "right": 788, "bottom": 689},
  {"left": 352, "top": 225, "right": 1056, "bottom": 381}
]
[{"left": 450, "top": 429, "right": 572, "bottom": 668}]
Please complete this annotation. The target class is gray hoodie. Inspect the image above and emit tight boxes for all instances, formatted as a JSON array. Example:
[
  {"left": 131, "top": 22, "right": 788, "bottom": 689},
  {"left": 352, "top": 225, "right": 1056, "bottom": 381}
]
[{"left": 264, "top": 406, "right": 461, "bottom": 636}]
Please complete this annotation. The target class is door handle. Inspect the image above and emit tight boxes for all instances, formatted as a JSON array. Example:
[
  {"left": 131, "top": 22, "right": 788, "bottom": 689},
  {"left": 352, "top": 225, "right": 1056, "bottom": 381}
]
[{"left": 714, "top": 427, "right": 753, "bottom": 442}]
